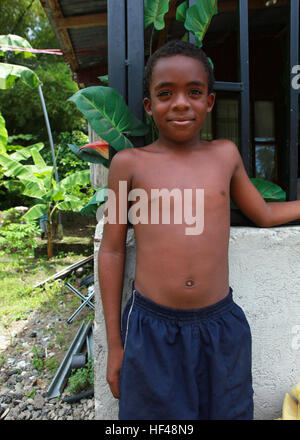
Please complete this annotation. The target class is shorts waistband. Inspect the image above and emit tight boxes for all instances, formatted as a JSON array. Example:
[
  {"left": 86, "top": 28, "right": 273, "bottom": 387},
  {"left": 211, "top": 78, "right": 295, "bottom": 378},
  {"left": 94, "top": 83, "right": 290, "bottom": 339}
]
[{"left": 131, "top": 282, "right": 234, "bottom": 323}]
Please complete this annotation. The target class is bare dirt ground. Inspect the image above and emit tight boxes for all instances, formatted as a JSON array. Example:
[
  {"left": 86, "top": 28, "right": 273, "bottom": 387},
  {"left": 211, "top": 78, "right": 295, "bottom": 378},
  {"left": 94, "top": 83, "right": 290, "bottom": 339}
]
[{"left": 0, "top": 214, "right": 97, "bottom": 419}]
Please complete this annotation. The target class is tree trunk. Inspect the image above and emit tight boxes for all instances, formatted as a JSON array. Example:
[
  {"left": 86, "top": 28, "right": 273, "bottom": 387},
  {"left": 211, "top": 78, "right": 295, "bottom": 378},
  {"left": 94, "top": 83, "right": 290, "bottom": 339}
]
[{"left": 47, "top": 218, "right": 53, "bottom": 259}]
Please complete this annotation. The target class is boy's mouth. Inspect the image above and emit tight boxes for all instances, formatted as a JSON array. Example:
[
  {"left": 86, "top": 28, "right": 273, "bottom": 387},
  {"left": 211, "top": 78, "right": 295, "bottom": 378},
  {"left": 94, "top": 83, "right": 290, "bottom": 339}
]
[{"left": 168, "top": 118, "right": 195, "bottom": 126}]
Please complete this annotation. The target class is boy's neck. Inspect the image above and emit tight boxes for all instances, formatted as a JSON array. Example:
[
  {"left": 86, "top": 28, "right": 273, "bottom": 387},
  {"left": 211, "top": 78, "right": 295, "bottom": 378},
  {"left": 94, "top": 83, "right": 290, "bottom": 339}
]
[{"left": 155, "top": 134, "right": 205, "bottom": 153}]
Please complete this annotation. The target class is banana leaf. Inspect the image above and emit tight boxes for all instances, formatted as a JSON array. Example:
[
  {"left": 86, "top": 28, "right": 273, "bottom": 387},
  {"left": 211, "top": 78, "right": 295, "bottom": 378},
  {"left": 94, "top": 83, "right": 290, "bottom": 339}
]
[
  {"left": 0, "top": 111, "right": 7, "bottom": 154},
  {"left": 3, "top": 179, "right": 24, "bottom": 192},
  {"left": 56, "top": 199, "right": 87, "bottom": 212},
  {"left": 68, "top": 86, "right": 149, "bottom": 152},
  {"left": 81, "top": 185, "right": 108, "bottom": 216},
  {"left": 0, "top": 62, "right": 40, "bottom": 89},
  {"left": 21, "top": 178, "right": 46, "bottom": 200},
  {"left": 55, "top": 169, "right": 90, "bottom": 192},
  {"left": 26, "top": 164, "right": 53, "bottom": 178},
  {"left": 184, "top": 0, "right": 218, "bottom": 43},
  {"left": 47, "top": 169, "right": 90, "bottom": 203},
  {"left": 23, "top": 203, "right": 47, "bottom": 222},
  {"left": 144, "top": 0, "right": 170, "bottom": 30},
  {"left": 0, "top": 152, "right": 38, "bottom": 180},
  {"left": 9, "top": 143, "right": 45, "bottom": 161},
  {"left": 31, "top": 149, "right": 47, "bottom": 168},
  {"left": 0, "top": 34, "right": 36, "bottom": 58}
]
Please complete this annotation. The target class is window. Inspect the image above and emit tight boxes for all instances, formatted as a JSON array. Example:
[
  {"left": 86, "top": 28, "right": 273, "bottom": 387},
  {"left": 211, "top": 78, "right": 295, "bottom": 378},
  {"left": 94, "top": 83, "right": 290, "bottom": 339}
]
[
  {"left": 216, "top": 99, "right": 239, "bottom": 146},
  {"left": 254, "top": 101, "right": 277, "bottom": 181}
]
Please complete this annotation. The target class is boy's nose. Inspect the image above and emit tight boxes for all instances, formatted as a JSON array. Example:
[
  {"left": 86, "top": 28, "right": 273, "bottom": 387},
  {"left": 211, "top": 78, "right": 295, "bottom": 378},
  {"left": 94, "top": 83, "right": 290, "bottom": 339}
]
[{"left": 171, "top": 93, "right": 190, "bottom": 110}]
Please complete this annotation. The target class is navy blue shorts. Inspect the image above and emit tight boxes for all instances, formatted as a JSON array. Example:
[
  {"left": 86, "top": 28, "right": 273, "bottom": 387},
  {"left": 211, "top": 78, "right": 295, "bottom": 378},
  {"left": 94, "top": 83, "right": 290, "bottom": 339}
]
[{"left": 118, "top": 285, "right": 254, "bottom": 420}]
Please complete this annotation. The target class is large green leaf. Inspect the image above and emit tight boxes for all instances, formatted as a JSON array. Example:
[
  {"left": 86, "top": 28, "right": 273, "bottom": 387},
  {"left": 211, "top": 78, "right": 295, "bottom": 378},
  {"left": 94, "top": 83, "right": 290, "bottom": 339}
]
[
  {"left": 48, "top": 169, "right": 90, "bottom": 202},
  {"left": 56, "top": 169, "right": 90, "bottom": 191},
  {"left": 68, "top": 143, "right": 110, "bottom": 168},
  {"left": 31, "top": 149, "right": 47, "bottom": 168},
  {"left": 68, "top": 86, "right": 149, "bottom": 152},
  {"left": 144, "top": 0, "right": 170, "bottom": 30},
  {"left": 26, "top": 164, "right": 53, "bottom": 178},
  {"left": 98, "top": 75, "right": 108, "bottom": 85},
  {"left": 0, "top": 34, "right": 36, "bottom": 59},
  {"left": 184, "top": 0, "right": 218, "bottom": 43},
  {"left": 0, "top": 111, "right": 7, "bottom": 154},
  {"left": 23, "top": 203, "right": 47, "bottom": 222},
  {"left": 10, "top": 142, "right": 45, "bottom": 161},
  {"left": 81, "top": 185, "right": 108, "bottom": 216},
  {"left": 251, "top": 178, "right": 286, "bottom": 202},
  {"left": 21, "top": 178, "right": 45, "bottom": 200},
  {"left": 3, "top": 179, "right": 24, "bottom": 193},
  {"left": 230, "top": 178, "right": 286, "bottom": 209},
  {"left": 0, "top": 152, "right": 37, "bottom": 181},
  {"left": 56, "top": 199, "right": 86, "bottom": 212},
  {"left": 176, "top": 1, "right": 188, "bottom": 22},
  {"left": 0, "top": 62, "right": 40, "bottom": 89}
]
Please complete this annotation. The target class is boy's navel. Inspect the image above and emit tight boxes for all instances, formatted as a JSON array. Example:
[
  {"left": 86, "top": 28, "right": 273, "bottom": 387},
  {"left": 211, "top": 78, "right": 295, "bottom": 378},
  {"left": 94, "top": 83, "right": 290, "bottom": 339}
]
[{"left": 185, "top": 279, "right": 195, "bottom": 288}]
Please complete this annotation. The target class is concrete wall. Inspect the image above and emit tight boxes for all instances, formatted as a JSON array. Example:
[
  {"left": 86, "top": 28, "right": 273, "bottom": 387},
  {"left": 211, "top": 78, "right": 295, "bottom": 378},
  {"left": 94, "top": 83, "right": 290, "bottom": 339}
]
[{"left": 94, "top": 222, "right": 300, "bottom": 420}]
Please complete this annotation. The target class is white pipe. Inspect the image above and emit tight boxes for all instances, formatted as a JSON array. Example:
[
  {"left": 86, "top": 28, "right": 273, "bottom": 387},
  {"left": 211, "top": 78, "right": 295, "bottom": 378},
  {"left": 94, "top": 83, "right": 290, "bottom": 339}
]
[{"left": 38, "top": 84, "right": 62, "bottom": 229}]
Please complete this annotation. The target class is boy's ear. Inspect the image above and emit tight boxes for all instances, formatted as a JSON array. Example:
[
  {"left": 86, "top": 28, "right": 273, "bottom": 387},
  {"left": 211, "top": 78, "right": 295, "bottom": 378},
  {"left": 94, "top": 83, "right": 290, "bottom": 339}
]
[
  {"left": 207, "top": 93, "right": 215, "bottom": 113},
  {"left": 143, "top": 97, "right": 152, "bottom": 117}
]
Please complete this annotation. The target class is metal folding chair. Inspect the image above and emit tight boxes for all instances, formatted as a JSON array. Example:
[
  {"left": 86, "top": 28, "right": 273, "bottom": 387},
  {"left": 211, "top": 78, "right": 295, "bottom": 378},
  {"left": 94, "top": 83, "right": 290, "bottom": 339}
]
[{"left": 65, "top": 274, "right": 95, "bottom": 324}]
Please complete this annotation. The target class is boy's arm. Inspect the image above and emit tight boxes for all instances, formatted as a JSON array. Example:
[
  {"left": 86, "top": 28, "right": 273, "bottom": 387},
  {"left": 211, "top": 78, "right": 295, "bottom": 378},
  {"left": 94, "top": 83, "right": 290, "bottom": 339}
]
[
  {"left": 229, "top": 142, "right": 300, "bottom": 227},
  {"left": 98, "top": 149, "right": 132, "bottom": 398}
]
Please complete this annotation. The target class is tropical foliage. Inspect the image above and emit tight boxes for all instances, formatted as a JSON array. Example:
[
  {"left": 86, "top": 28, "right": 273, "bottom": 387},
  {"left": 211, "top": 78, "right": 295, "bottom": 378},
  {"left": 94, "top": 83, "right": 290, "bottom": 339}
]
[
  {"left": 0, "top": 29, "right": 91, "bottom": 257},
  {"left": 0, "top": 0, "right": 84, "bottom": 141},
  {"left": 0, "top": 145, "right": 91, "bottom": 258}
]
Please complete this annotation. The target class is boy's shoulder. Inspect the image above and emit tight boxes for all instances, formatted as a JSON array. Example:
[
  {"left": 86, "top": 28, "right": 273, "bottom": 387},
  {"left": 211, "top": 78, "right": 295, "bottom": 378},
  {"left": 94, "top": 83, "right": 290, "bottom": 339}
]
[
  {"left": 108, "top": 145, "right": 150, "bottom": 180},
  {"left": 206, "top": 138, "right": 238, "bottom": 151},
  {"left": 110, "top": 138, "right": 239, "bottom": 168},
  {"left": 200, "top": 139, "right": 241, "bottom": 178},
  {"left": 207, "top": 138, "right": 240, "bottom": 161},
  {"left": 110, "top": 143, "right": 158, "bottom": 165}
]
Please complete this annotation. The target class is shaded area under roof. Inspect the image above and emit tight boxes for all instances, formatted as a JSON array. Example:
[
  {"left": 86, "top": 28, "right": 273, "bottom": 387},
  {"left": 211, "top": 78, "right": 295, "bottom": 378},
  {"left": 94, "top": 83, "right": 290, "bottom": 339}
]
[{"left": 42, "top": 0, "right": 289, "bottom": 87}]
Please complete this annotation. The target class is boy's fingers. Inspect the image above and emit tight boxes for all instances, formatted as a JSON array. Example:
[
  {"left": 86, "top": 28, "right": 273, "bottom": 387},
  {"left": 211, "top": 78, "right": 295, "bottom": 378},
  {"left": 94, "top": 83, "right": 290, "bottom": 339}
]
[
  {"left": 109, "top": 378, "right": 120, "bottom": 399},
  {"left": 107, "top": 372, "right": 120, "bottom": 398}
]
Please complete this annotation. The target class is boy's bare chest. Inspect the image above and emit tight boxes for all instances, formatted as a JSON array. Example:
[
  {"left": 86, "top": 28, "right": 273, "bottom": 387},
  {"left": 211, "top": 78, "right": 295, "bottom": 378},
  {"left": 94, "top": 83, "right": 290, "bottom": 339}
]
[{"left": 131, "top": 154, "right": 231, "bottom": 202}]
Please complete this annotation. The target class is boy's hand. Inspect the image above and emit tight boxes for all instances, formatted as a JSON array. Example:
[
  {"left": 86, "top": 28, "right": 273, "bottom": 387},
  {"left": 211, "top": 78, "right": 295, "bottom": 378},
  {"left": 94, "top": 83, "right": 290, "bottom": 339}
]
[{"left": 106, "top": 345, "right": 124, "bottom": 399}]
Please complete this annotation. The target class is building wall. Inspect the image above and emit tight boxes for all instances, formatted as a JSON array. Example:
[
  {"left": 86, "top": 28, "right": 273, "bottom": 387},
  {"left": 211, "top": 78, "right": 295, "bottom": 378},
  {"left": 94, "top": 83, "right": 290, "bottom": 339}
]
[{"left": 94, "top": 222, "right": 300, "bottom": 420}]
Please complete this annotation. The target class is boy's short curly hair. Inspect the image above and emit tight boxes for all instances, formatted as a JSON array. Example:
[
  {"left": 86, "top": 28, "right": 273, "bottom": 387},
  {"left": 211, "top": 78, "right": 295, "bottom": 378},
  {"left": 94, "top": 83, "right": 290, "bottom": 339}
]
[{"left": 143, "top": 39, "right": 215, "bottom": 99}]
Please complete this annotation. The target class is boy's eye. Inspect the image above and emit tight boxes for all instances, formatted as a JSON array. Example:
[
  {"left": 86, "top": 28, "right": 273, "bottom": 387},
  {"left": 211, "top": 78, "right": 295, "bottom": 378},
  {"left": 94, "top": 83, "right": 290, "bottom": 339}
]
[
  {"left": 189, "top": 89, "right": 202, "bottom": 95},
  {"left": 157, "top": 90, "right": 171, "bottom": 97}
]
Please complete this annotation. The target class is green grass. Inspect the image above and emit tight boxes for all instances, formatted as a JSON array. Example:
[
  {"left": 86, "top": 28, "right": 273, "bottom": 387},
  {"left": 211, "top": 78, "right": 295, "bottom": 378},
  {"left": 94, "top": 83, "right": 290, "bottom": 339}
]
[{"left": 0, "top": 248, "right": 90, "bottom": 331}]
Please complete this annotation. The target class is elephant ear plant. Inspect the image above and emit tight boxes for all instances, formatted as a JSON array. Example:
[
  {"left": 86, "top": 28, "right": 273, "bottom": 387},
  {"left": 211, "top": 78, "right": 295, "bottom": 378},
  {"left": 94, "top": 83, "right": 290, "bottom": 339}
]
[{"left": 67, "top": 86, "right": 150, "bottom": 215}]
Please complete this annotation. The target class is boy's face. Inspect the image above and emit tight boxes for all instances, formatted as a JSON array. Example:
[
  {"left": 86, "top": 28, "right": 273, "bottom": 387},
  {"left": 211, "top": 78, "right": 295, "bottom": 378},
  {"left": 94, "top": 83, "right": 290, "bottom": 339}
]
[{"left": 143, "top": 55, "right": 215, "bottom": 145}]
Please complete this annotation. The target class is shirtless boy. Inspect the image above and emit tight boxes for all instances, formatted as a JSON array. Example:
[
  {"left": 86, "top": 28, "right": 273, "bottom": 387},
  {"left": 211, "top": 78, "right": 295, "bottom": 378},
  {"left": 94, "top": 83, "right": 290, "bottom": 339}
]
[{"left": 98, "top": 40, "right": 300, "bottom": 420}]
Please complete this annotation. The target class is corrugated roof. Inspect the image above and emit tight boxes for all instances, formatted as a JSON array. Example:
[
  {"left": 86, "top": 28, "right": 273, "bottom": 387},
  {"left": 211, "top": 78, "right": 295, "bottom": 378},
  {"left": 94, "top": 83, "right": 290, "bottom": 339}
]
[
  {"left": 68, "top": 26, "right": 107, "bottom": 68},
  {"left": 59, "top": 0, "right": 107, "bottom": 17},
  {"left": 41, "top": 0, "right": 108, "bottom": 86}
]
